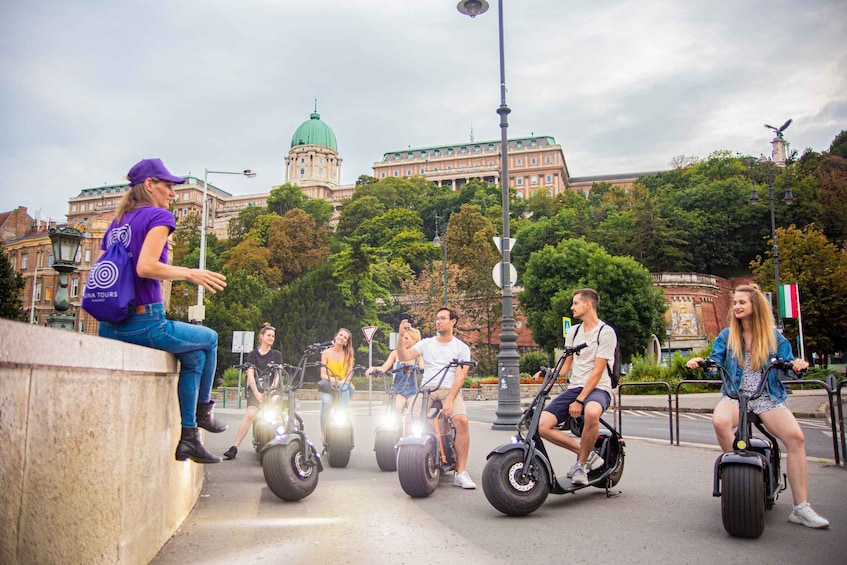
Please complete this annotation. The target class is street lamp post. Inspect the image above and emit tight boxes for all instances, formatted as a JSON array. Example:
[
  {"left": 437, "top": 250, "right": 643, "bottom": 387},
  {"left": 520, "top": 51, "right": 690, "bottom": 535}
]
[
  {"left": 458, "top": 0, "right": 522, "bottom": 428},
  {"left": 749, "top": 159, "right": 793, "bottom": 332},
  {"left": 189, "top": 168, "right": 256, "bottom": 323},
  {"left": 432, "top": 214, "right": 448, "bottom": 306},
  {"left": 46, "top": 227, "right": 83, "bottom": 330}
]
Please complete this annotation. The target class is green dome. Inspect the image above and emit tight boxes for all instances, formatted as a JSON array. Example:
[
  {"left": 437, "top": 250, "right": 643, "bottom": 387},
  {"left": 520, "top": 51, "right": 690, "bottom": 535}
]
[{"left": 290, "top": 111, "right": 337, "bottom": 151}]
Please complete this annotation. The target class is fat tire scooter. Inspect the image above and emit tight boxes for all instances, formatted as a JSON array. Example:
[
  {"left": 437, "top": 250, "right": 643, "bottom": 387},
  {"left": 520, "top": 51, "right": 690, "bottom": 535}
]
[
  {"left": 372, "top": 363, "right": 420, "bottom": 471},
  {"left": 694, "top": 357, "right": 799, "bottom": 538},
  {"left": 481, "top": 343, "right": 625, "bottom": 516}
]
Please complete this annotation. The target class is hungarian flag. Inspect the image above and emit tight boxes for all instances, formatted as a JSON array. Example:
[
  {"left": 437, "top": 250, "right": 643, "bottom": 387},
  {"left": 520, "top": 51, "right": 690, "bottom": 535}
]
[{"left": 779, "top": 284, "right": 800, "bottom": 318}]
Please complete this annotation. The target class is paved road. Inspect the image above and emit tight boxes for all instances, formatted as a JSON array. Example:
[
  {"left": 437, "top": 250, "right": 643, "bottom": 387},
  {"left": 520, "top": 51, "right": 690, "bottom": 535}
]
[{"left": 153, "top": 401, "right": 847, "bottom": 564}]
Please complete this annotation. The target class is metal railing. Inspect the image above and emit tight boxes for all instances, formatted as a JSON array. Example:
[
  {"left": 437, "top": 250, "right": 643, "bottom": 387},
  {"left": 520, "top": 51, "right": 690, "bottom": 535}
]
[{"left": 617, "top": 382, "right": 674, "bottom": 444}]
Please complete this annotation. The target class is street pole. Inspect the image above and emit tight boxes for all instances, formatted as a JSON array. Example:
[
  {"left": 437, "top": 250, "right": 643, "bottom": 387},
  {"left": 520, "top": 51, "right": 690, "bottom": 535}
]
[
  {"left": 191, "top": 168, "right": 256, "bottom": 323},
  {"left": 767, "top": 166, "right": 783, "bottom": 332},
  {"left": 434, "top": 214, "right": 448, "bottom": 306},
  {"left": 458, "top": 0, "right": 521, "bottom": 428}
]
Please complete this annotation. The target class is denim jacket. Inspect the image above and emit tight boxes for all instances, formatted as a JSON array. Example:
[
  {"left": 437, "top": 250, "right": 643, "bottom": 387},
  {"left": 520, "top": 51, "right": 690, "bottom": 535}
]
[{"left": 707, "top": 328, "right": 795, "bottom": 404}]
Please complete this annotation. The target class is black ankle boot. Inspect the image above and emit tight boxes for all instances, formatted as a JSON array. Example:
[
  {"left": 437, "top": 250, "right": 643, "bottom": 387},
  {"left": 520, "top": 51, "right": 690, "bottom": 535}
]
[
  {"left": 223, "top": 446, "right": 237, "bottom": 460},
  {"left": 175, "top": 426, "right": 221, "bottom": 464},
  {"left": 196, "top": 400, "right": 227, "bottom": 433}
]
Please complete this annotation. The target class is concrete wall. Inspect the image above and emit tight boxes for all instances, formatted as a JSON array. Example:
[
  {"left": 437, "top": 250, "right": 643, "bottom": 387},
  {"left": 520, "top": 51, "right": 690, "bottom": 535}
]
[{"left": 0, "top": 319, "right": 203, "bottom": 565}]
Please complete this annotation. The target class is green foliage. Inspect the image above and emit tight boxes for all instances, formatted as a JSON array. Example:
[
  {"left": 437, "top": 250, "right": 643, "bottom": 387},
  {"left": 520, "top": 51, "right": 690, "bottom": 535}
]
[
  {"left": 336, "top": 196, "right": 385, "bottom": 238},
  {"left": 267, "top": 183, "right": 306, "bottom": 216},
  {"left": 519, "top": 351, "right": 549, "bottom": 375},
  {"left": 520, "top": 238, "right": 667, "bottom": 361},
  {"left": 0, "top": 244, "right": 26, "bottom": 321}
]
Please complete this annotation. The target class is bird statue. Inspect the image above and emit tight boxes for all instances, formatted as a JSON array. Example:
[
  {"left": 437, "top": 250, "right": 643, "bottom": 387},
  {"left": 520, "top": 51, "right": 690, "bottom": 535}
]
[{"left": 764, "top": 119, "right": 792, "bottom": 139}]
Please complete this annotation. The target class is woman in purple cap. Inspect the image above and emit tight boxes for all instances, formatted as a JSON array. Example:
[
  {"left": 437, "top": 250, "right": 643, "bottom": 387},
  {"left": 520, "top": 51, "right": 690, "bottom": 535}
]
[{"left": 98, "top": 158, "right": 228, "bottom": 464}]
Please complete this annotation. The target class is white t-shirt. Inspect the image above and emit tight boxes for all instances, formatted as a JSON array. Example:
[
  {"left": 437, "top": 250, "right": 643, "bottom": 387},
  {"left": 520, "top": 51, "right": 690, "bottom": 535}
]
[
  {"left": 412, "top": 336, "right": 472, "bottom": 390},
  {"left": 566, "top": 321, "right": 616, "bottom": 395}
]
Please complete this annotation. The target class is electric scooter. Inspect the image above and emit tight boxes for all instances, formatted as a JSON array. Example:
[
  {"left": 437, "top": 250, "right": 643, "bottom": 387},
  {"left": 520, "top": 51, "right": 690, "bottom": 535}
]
[
  {"left": 481, "top": 343, "right": 625, "bottom": 516},
  {"left": 320, "top": 365, "right": 365, "bottom": 468},
  {"left": 395, "top": 359, "right": 476, "bottom": 498},
  {"left": 372, "top": 363, "right": 420, "bottom": 471},
  {"left": 259, "top": 343, "right": 328, "bottom": 501},
  {"left": 694, "top": 357, "right": 799, "bottom": 538}
]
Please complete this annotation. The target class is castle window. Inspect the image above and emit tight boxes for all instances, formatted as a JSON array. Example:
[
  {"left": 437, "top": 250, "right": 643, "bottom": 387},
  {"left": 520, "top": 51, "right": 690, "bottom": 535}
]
[
  {"left": 531, "top": 157, "right": 537, "bottom": 165},
  {"left": 531, "top": 176, "right": 538, "bottom": 185},
  {"left": 516, "top": 158, "right": 522, "bottom": 166},
  {"left": 545, "top": 156, "right": 552, "bottom": 164},
  {"left": 546, "top": 174, "right": 553, "bottom": 183},
  {"left": 516, "top": 178, "right": 523, "bottom": 186}
]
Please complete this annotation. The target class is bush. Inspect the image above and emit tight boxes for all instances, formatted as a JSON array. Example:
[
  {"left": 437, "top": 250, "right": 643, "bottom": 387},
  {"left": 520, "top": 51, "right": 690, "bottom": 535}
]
[
  {"left": 218, "top": 367, "right": 242, "bottom": 388},
  {"left": 622, "top": 342, "right": 717, "bottom": 395},
  {"left": 520, "top": 351, "right": 549, "bottom": 375}
]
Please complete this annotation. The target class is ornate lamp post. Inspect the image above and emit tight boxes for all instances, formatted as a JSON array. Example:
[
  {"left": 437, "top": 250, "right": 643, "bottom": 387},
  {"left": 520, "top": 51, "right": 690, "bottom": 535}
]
[
  {"left": 432, "top": 214, "right": 448, "bottom": 306},
  {"left": 46, "top": 227, "right": 83, "bottom": 330},
  {"left": 458, "top": 0, "right": 522, "bottom": 428},
  {"left": 750, "top": 122, "right": 794, "bottom": 331},
  {"left": 189, "top": 167, "right": 256, "bottom": 323}
]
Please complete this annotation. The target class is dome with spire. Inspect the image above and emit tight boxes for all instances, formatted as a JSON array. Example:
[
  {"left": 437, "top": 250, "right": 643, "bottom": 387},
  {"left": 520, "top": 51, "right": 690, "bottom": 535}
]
[{"left": 290, "top": 110, "right": 337, "bottom": 151}]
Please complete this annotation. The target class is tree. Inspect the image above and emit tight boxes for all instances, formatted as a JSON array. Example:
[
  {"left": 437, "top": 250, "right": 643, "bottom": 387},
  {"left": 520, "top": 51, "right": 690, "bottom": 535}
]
[
  {"left": 266, "top": 209, "right": 330, "bottom": 285},
  {"left": 520, "top": 238, "right": 666, "bottom": 361},
  {"left": 267, "top": 183, "right": 306, "bottom": 217},
  {"left": 336, "top": 196, "right": 385, "bottom": 238},
  {"left": 0, "top": 244, "right": 26, "bottom": 321},
  {"left": 222, "top": 238, "right": 280, "bottom": 287},
  {"left": 815, "top": 154, "right": 847, "bottom": 245},
  {"left": 227, "top": 205, "right": 267, "bottom": 241},
  {"left": 750, "top": 224, "right": 847, "bottom": 358},
  {"left": 828, "top": 130, "right": 847, "bottom": 159},
  {"left": 302, "top": 198, "right": 333, "bottom": 227}
]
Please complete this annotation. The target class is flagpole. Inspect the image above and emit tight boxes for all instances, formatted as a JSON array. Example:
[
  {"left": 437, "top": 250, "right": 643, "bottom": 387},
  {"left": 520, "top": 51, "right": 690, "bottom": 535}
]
[{"left": 796, "top": 286, "right": 805, "bottom": 360}]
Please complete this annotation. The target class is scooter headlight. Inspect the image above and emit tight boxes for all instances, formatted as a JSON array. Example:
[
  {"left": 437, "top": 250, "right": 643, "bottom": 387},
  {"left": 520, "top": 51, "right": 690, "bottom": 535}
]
[
  {"left": 382, "top": 413, "right": 396, "bottom": 428},
  {"left": 332, "top": 411, "right": 348, "bottom": 425},
  {"left": 262, "top": 409, "right": 276, "bottom": 424},
  {"left": 411, "top": 423, "right": 423, "bottom": 438},
  {"left": 735, "top": 440, "right": 747, "bottom": 450}
]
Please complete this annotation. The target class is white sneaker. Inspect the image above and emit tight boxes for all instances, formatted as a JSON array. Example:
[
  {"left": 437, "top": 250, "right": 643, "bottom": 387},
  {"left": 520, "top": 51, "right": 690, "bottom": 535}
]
[
  {"left": 566, "top": 451, "right": 604, "bottom": 478},
  {"left": 453, "top": 471, "right": 477, "bottom": 489},
  {"left": 789, "top": 503, "right": 830, "bottom": 528},
  {"left": 571, "top": 462, "right": 588, "bottom": 486}
]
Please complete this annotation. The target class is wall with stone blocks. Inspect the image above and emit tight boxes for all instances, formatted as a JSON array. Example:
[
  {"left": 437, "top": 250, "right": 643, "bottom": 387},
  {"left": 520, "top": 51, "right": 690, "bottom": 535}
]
[{"left": 0, "top": 319, "right": 203, "bottom": 565}]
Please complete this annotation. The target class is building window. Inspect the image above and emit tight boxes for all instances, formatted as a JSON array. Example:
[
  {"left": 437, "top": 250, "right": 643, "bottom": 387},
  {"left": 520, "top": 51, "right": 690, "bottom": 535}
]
[
  {"left": 531, "top": 157, "right": 537, "bottom": 165},
  {"left": 516, "top": 158, "right": 522, "bottom": 166},
  {"left": 319, "top": 158, "right": 324, "bottom": 164},
  {"left": 531, "top": 176, "right": 538, "bottom": 185},
  {"left": 460, "top": 147, "right": 468, "bottom": 154},
  {"left": 447, "top": 148, "right": 454, "bottom": 155},
  {"left": 84, "top": 248, "right": 91, "bottom": 263},
  {"left": 71, "top": 204, "right": 77, "bottom": 212},
  {"left": 300, "top": 158, "right": 306, "bottom": 164},
  {"left": 319, "top": 168, "right": 325, "bottom": 177},
  {"left": 447, "top": 166, "right": 452, "bottom": 170},
  {"left": 47, "top": 254, "right": 53, "bottom": 267},
  {"left": 406, "top": 169, "right": 412, "bottom": 176},
  {"left": 460, "top": 164, "right": 466, "bottom": 168},
  {"left": 516, "top": 178, "right": 523, "bottom": 186},
  {"left": 474, "top": 146, "right": 481, "bottom": 153},
  {"left": 420, "top": 168, "right": 425, "bottom": 174},
  {"left": 434, "top": 149, "right": 440, "bottom": 156},
  {"left": 546, "top": 174, "right": 553, "bottom": 183},
  {"left": 545, "top": 156, "right": 552, "bottom": 164},
  {"left": 530, "top": 139, "right": 538, "bottom": 147},
  {"left": 488, "top": 144, "right": 495, "bottom": 151},
  {"left": 300, "top": 169, "right": 305, "bottom": 177},
  {"left": 380, "top": 172, "right": 386, "bottom": 178},
  {"left": 488, "top": 161, "right": 494, "bottom": 166},
  {"left": 547, "top": 189, "right": 553, "bottom": 197},
  {"left": 45, "top": 286, "right": 52, "bottom": 301},
  {"left": 34, "top": 282, "right": 41, "bottom": 301},
  {"left": 21, "top": 253, "right": 28, "bottom": 270},
  {"left": 421, "top": 151, "right": 427, "bottom": 157},
  {"left": 70, "top": 278, "right": 79, "bottom": 298},
  {"left": 516, "top": 141, "right": 523, "bottom": 148},
  {"left": 393, "top": 171, "right": 399, "bottom": 177},
  {"left": 395, "top": 154, "right": 401, "bottom": 160}
]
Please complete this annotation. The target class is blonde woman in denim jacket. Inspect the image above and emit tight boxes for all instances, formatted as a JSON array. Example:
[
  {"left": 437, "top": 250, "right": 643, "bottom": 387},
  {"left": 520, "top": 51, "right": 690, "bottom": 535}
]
[{"left": 687, "top": 284, "right": 828, "bottom": 528}]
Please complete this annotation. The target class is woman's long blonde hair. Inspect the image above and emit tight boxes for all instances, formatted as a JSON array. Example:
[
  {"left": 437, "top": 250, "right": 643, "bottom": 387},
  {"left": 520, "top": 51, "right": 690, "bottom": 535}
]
[
  {"left": 115, "top": 182, "right": 156, "bottom": 223},
  {"left": 726, "top": 284, "right": 777, "bottom": 369},
  {"left": 336, "top": 328, "right": 355, "bottom": 376}
]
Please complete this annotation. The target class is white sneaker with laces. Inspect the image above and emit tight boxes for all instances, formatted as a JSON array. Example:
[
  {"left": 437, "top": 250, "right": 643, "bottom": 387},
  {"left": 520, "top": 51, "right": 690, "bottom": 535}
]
[
  {"left": 453, "top": 471, "right": 477, "bottom": 489},
  {"left": 789, "top": 503, "right": 830, "bottom": 528},
  {"left": 566, "top": 451, "right": 604, "bottom": 478},
  {"left": 571, "top": 462, "right": 588, "bottom": 486}
]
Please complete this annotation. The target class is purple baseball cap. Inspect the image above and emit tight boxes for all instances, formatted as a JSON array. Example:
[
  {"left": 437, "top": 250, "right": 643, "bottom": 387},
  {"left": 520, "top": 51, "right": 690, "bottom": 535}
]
[{"left": 126, "top": 158, "right": 186, "bottom": 186}]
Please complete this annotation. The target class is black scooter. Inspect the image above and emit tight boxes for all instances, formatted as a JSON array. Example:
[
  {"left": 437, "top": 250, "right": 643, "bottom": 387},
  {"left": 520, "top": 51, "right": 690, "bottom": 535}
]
[
  {"left": 695, "top": 357, "right": 798, "bottom": 538},
  {"left": 372, "top": 363, "right": 419, "bottom": 472},
  {"left": 396, "top": 359, "right": 476, "bottom": 497},
  {"left": 481, "top": 343, "right": 625, "bottom": 516}
]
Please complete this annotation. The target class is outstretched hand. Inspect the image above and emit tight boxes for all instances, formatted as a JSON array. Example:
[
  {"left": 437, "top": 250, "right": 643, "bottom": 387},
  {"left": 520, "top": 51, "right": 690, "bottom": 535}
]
[{"left": 188, "top": 268, "right": 227, "bottom": 293}]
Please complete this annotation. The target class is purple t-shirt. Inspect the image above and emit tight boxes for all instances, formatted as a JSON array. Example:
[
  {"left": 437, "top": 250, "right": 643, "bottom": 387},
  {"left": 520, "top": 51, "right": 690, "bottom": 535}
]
[{"left": 101, "top": 206, "right": 176, "bottom": 306}]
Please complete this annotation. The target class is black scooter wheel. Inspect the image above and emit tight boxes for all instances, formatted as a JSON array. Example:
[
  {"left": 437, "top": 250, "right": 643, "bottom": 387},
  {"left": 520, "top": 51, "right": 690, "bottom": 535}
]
[
  {"left": 397, "top": 443, "right": 439, "bottom": 497},
  {"left": 721, "top": 464, "right": 765, "bottom": 538},
  {"left": 482, "top": 451, "right": 550, "bottom": 516},
  {"left": 326, "top": 425, "right": 353, "bottom": 468},
  {"left": 374, "top": 428, "right": 400, "bottom": 471},
  {"left": 254, "top": 422, "right": 275, "bottom": 457},
  {"left": 262, "top": 440, "right": 319, "bottom": 501}
]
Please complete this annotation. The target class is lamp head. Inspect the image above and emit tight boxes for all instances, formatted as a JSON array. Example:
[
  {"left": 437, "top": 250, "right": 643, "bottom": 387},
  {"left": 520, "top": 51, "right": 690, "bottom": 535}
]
[
  {"left": 457, "top": 0, "right": 489, "bottom": 18},
  {"left": 243, "top": 169, "right": 257, "bottom": 178}
]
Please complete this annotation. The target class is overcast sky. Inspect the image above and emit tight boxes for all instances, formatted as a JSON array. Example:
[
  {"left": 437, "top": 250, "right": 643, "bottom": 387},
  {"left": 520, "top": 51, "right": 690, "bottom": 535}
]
[{"left": 1, "top": 0, "right": 845, "bottom": 222}]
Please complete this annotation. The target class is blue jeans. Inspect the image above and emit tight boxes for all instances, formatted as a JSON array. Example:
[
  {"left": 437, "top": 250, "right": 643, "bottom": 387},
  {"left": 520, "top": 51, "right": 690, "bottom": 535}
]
[
  {"left": 98, "top": 303, "right": 218, "bottom": 428},
  {"left": 320, "top": 384, "right": 355, "bottom": 433}
]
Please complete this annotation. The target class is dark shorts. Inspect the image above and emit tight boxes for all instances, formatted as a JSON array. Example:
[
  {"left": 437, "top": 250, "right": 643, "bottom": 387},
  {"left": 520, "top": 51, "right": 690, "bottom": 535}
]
[
  {"left": 245, "top": 392, "right": 261, "bottom": 409},
  {"left": 543, "top": 387, "right": 611, "bottom": 424},
  {"left": 392, "top": 374, "right": 417, "bottom": 398}
]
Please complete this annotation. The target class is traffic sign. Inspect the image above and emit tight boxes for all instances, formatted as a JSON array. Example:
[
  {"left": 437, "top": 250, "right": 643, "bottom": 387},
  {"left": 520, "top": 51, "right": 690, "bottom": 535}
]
[
  {"left": 492, "top": 262, "right": 517, "bottom": 288},
  {"left": 562, "top": 317, "right": 571, "bottom": 337},
  {"left": 362, "top": 326, "right": 378, "bottom": 344},
  {"left": 231, "top": 331, "right": 254, "bottom": 353},
  {"left": 492, "top": 237, "right": 517, "bottom": 254}
]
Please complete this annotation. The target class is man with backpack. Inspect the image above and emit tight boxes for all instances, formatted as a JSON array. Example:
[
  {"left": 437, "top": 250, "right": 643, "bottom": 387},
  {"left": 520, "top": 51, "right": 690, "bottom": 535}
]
[{"left": 535, "top": 288, "right": 618, "bottom": 485}]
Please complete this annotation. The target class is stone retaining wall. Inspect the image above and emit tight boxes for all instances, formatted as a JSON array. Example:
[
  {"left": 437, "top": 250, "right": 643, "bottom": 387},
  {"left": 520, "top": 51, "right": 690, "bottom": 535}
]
[{"left": 0, "top": 319, "right": 202, "bottom": 565}]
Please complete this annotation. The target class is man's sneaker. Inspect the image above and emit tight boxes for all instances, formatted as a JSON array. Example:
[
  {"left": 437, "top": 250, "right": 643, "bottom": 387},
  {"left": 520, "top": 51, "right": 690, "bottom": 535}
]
[
  {"left": 571, "top": 462, "right": 588, "bottom": 485},
  {"left": 566, "top": 461, "right": 580, "bottom": 478},
  {"left": 789, "top": 503, "right": 830, "bottom": 528},
  {"left": 453, "top": 471, "right": 477, "bottom": 489},
  {"left": 566, "top": 451, "right": 604, "bottom": 477}
]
